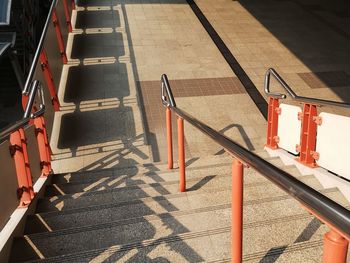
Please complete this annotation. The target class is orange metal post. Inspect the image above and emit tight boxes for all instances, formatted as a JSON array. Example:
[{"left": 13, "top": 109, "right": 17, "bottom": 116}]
[
  {"left": 266, "top": 97, "right": 279, "bottom": 149},
  {"left": 9, "top": 130, "right": 32, "bottom": 207},
  {"left": 178, "top": 117, "right": 185, "bottom": 192},
  {"left": 52, "top": 9, "right": 68, "bottom": 64},
  {"left": 19, "top": 129, "right": 35, "bottom": 199},
  {"left": 322, "top": 230, "right": 348, "bottom": 263},
  {"left": 166, "top": 107, "right": 173, "bottom": 169},
  {"left": 231, "top": 159, "right": 243, "bottom": 263},
  {"left": 62, "top": 0, "right": 73, "bottom": 32},
  {"left": 40, "top": 49, "right": 60, "bottom": 111},
  {"left": 34, "top": 116, "right": 52, "bottom": 176},
  {"left": 298, "top": 103, "right": 318, "bottom": 167}
]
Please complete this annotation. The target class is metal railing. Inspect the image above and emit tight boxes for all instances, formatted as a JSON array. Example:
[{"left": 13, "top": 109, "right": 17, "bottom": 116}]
[
  {"left": 161, "top": 74, "right": 350, "bottom": 263},
  {"left": 0, "top": 0, "right": 74, "bottom": 216},
  {"left": 264, "top": 68, "right": 350, "bottom": 108},
  {"left": 22, "top": 0, "right": 58, "bottom": 94}
]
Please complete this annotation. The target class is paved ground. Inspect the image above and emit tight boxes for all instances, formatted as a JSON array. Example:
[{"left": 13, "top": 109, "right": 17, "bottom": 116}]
[
  {"left": 8, "top": 1, "right": 350, "bottom": 262},
  {"left": 50, "top": 0, "right": 350, "bottom": 171},
  {"left": 194, "top": 0, "right": 350, "bottom": 113},
  {"left": 51, "top": 0, "right": 267, "bottom": 173}
]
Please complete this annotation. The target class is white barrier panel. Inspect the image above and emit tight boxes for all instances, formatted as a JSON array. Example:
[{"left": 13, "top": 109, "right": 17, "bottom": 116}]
[
  {"left": 316, "top": 112, "right": 350, "bottom": 180},
  {"left": 277, "top": 104, "right": 301, "bottom": 155}
]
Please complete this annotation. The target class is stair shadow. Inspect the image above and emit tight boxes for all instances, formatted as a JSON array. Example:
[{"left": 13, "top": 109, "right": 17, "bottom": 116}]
[
  {"left": 76, "top": 0, "right": 118, "bottom": 7},
  {"left": 64, "top": 62, "right": 129, "bottom": 103},
  {"left": 58, "top": 107, "right": 135, "bottom": 148},
  {"left": 71, "top": 32, "right": 125, "bottom": 59},
  {"left": 75, "top": 10, "right": 121, "bottom": 29}
]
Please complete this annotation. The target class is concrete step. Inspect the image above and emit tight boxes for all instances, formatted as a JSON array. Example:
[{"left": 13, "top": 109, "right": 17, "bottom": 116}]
[
  {"left": 36, "top": 172, "right": 320, "bottom": 213},
  {"left": 12, "top": 216, "right": 329, "bottom": 262},
  {"left": 50, "top": 152, "right": 280, "bottom": 185},
  {"left": 25, "top": 186, "right": 347, "bottom": 235},
  {"left": 44, "top": 163, "right": 304, "bottom": 197}
]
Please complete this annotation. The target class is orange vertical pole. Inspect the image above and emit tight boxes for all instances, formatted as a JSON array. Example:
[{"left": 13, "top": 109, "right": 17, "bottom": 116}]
[
  {"left": 34, "top": 116, "right": 52, "bottom": 176},
  {"left": 19, "top": 128, "right": 35, "bottom": 199},
  {"left": 298, "top": 103, "right": 318, "bottom": 167},
  {"left": 9, "top": 130, "right": 32, "bottom": 207},
  {"left": 266, "top": 97, "right": 279, "bottom": 149},
  {"left": 232, "top": 159, "right": 243, "bottom": 263},
  {"left": 322, "top": 230, "right": 348, "bottom": 263},
  {"left": 178, "top": 117, "right": 185, "bottom": 192},
  {"left": 40, "top": 49, "right": 60, "bottom": 111},
  {"left": 52, "top": 9, "right": 68, "bottom": 64},
  {"left": 62, "top": 0, "right": 73, "bottom": 32},
  {"left": 166, "top": 107, "right": 173, "bottom": 169}
]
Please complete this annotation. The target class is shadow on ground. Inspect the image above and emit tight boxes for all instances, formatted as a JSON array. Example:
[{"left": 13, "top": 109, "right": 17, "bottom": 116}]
[{"left": 240, "top": 0, "right": 350, "bottom": 102}]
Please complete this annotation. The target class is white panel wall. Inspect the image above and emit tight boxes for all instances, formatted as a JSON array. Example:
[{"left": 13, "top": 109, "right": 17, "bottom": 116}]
[
  {"left": 277, "top": 104, "right": 301, "bottom": 155},
  {"left": 316, "top": 112, "right": 350, "bottom": 180}
]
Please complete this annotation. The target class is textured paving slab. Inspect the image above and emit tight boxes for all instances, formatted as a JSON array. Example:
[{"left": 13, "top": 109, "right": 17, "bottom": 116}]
[{"left": 193, "top": 0, "right": 350, "bottom": 114}]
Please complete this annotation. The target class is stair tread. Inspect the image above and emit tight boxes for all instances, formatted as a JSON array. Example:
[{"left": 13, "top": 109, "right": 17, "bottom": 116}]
[
  {"left": 15, "top": 221, "right": 328, "bottom": 262},
  {"left": 26, "top": 187, "right": 348, "bottom": 235},
  {"left": 45, "top": 164, "right": 305, "bottom": 197},
  {"left": 36, "top": 174, "right": 322, "bottom": 213}
]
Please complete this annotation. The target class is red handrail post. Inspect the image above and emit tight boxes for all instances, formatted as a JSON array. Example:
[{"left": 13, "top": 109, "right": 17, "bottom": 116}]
[
  {"left": 62, "top": 0, "right": 73, "bottom": 32},
  {"left": 52, "top": 9, "right": 68, "bottom": 64},
  {"left": 40, "top": 49, "right": 60, "bottom": 111},
  {"left": 19, "top": 128, "right": 35, "bottom": 199},
  {"left": 322, "top": 230, "right": 348, "bottom": 263},
  {"left": 166, "top": 107, "right": 173, "bottom": 169},
  {"left": 9, "top": 130, "right": 32, "bottom": 207},
  {"left": 178, "top": 117, "right": 185, "bottom": 192},
  {"left": 231, "top": 159, "right": 243, "bottom": 263},
  {"left": 34, "top": 116, "right": 52, "bottom": 176},
  {"left": 266, "top": 97, "right": 280, "bottom": 149},
  {"left": 298, "top": 103, "right": 318, "bottom": 167}
]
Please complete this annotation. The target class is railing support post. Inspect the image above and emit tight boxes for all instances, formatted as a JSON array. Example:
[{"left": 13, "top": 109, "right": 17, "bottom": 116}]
[
  {"left": 40, "top": 49, "right": 60, "bottom": 111},
  {"left": 166, "top": 107, "right": 173, "bottom": 169},
  {"left": 34, "top": 116, "right": 52, "bottom": 176},
  {"left": 231, "top": 159, "right": 243, "bottom": 263},
  {"left": 9, "top": 130, "right": 33, "bottom": 207},
  {"left": 19, "top": 128, "right": 35, "bottom": 200},
  {"left": 178, "top": 117, "right": 185, "bottom": 192},
  {"left": 52, "top": 9, "right": 68, "bottom": 64},
  {"left": 322, "top": 230, "right": 348, "bottom": 263},
  {"left": 62, "top": 0, "right": 73, "bottom": 32},
  {"left": 266, "top": 97, "right": 280, "bottom": 149},
  {"left": 298, "top": 103, "right": 318, "bottom": 167}
]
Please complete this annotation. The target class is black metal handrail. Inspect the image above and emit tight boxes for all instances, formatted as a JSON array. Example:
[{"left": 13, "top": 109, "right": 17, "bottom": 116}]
[
  {"left": 161, "top": 73, "right": 350, "bottom": 238},
  {"left": 0, "top": 80, "right": 45, "bottom": 142},
  {"left": 264, "top": 68, "right": 350, "bottom": 108},
  {"left": 22, "top": 0, "right": 58, "bottom": 94}
]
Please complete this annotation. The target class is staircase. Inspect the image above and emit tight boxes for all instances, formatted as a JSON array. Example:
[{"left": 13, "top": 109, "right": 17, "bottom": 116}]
[{"left": 9, "top": 151, "right": 350, "bottom": 262}]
